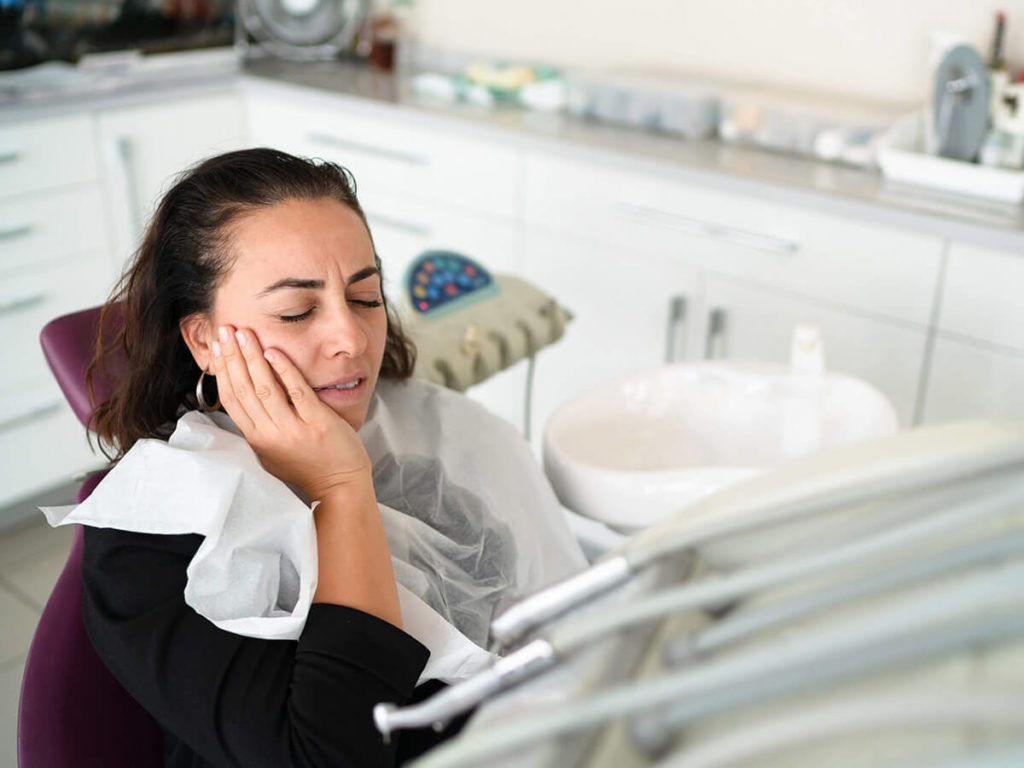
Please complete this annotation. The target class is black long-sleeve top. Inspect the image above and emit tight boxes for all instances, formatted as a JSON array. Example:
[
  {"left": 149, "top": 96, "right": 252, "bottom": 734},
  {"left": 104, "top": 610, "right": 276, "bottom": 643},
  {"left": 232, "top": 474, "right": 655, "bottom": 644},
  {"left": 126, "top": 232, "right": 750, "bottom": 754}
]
[{"left": 81, "top": 526, "right": 470, "bottom": 767}]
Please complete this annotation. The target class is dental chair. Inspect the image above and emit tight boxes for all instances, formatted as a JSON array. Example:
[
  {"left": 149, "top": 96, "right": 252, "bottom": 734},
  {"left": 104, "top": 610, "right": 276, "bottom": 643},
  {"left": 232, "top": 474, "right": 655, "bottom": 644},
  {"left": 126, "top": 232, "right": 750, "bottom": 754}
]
[{"left": 18, "top": 302, "right": 164, "bottom": 768}]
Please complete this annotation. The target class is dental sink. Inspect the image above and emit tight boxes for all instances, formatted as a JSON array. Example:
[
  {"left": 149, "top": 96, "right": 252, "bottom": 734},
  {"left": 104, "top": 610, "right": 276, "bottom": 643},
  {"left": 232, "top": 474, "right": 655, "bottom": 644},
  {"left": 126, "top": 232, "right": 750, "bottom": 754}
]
[{"left": 543, "top": 360, "right": 898, "bottom": 532}]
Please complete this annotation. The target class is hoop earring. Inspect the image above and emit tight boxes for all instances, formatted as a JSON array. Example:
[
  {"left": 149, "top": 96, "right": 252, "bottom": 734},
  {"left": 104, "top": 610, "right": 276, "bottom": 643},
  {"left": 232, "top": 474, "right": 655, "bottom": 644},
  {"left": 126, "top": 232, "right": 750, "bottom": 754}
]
[{"left": 195, "top": 370, "right": 220, "bottom": 412}]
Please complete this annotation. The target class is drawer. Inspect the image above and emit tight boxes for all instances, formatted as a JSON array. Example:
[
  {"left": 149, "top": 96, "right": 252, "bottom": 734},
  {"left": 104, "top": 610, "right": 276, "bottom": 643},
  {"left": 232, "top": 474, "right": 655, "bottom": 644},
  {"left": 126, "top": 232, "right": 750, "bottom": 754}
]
[
  {"left": 0, "top": 254, "right": 115, "bottom": 391},
  {"left": 0, "top": 378, "right": 100, "bottom": 508},
  {"left": 0, "top": 113, "right": 98, "bottom": 198},
  {"left": 939, "top": 241, "right": 1024, "bottom": 353},
  {"left": 524, "top": 152, "right": 942, "bottom": 326},
  {"left": 247, "top": 93, "right": 520, "bottom": 219},
  {"left": 0, "top": 185, "right": 109, "bottom": 274},
  {"left": 923, "top": 336, "right": 1024, "bottom": 422}
]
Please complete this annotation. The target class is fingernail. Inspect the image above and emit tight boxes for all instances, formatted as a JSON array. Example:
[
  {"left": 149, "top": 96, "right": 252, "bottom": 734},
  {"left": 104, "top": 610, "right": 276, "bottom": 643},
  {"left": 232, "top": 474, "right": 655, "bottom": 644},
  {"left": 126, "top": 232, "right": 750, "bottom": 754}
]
[
  {"left": 212, "top": 341, "right": 221, "bottom": 358},
  {"left": 263, "top": 350, "right": 276, "bottom": 364},
  {"left": 218, "top": 326, "right": 229, "bottom": 343},
  {"left": 235, "top": 330, "right": 247, "bottom": 347}
]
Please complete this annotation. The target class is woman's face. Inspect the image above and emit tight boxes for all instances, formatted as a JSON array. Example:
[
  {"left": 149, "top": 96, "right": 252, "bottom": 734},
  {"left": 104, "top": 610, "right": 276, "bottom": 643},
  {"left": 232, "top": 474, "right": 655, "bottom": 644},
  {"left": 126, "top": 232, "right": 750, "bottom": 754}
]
[{"left": 183, "top": 197, "right": 388, "bottom": 431}]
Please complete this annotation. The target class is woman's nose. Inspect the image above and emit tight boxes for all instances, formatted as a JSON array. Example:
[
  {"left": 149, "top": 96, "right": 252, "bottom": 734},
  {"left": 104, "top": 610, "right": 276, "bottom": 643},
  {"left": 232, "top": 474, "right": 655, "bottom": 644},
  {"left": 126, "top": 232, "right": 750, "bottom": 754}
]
[{"left": 322, "top": 306, "right": 368, "bottom": 358}]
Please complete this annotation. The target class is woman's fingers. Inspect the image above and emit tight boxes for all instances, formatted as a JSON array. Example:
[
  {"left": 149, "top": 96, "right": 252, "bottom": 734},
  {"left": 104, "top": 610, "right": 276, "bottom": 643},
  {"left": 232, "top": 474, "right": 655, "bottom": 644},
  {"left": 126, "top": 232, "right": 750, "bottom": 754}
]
[
  {"left": 231, "top": 328, "right": 297, "bottom": 428},
  {"left": 214, "top": 324, "right": 276, "bottom": 435},
  {"left": 263, "top": 347, "right": 322, "bottom": 423},
  {"left": 209, "top": 327, "right": 256, "bottom": 435}
]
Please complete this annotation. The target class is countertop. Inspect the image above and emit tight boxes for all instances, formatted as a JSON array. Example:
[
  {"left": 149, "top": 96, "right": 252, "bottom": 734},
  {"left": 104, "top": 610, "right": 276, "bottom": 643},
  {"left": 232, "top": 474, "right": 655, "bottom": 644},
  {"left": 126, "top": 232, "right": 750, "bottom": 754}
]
[
  {"left": 241, "top": 60, "right": 1024, "bottom": 253},
  {"left": 5, "top": 54, "right": 1024, "bottom": 252}
]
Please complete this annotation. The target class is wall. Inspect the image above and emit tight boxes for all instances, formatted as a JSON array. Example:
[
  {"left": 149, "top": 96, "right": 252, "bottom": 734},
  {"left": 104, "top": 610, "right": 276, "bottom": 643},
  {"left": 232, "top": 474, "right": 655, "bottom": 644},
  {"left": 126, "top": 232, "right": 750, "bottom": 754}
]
[{"left": 407, "top": 0, "right": 1024, "bottom": 106}]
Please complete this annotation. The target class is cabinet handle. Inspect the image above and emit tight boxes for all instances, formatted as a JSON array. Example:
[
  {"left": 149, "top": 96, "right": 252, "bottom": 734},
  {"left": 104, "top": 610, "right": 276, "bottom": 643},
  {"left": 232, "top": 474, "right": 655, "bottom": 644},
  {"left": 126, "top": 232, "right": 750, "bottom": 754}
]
[
  {"left": 0, "top": 292, "right": 45, "bottom": 316},
  {"left": 704, "top": 307, "right": 727, "bottom": 359},
  {"left": 305, "top": 132, "right": 429, "bottom": 166},
  {"left": 665, "top": 294, "right": 688, "bottom": 363},
  {"left": 366, "top": 210, "right": 433, "bottom": 238},
  {"left": 0, "top": 400, "right": 62, "bottom": 434},
  {"left": 0, "top": 149, "right": 21, "bottom": 164},
  {"left": 0, "top": 223, "right": 32, "bottom": 241},
  {"left": 619, "top": 202, "right": 800, "bottom": 255},
  {"left": 116, "top": 136, "right": 144, "bottom": 244}
]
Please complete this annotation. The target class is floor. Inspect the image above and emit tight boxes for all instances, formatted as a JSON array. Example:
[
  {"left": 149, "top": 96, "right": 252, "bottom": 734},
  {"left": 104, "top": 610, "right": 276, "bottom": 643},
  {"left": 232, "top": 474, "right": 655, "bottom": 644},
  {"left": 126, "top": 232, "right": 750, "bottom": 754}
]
[{"left": 0, "top": 483, "right": 78, "bottom": 767}]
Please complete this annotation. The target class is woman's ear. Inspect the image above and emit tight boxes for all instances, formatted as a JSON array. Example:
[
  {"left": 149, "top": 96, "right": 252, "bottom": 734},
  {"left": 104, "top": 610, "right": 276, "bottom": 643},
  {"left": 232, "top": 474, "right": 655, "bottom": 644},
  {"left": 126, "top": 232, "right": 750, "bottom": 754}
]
[{"left": 180, "top": 314, "right": 214, "bottom": 372}]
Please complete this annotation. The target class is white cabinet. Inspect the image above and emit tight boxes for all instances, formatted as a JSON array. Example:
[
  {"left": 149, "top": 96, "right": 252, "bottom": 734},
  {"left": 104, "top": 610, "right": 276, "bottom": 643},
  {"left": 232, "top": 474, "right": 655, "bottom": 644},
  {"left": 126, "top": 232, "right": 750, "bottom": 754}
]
[
  {"left": 923, "top": 338, "right": 1024, "bottom": 422},
  {"left": 0, "top": 113, "right": 114, "bottom": 515},
  {"left": 921, "top": 241, "right": 1024, "bottom": 423},
  {"left": 97, "top": 91, "right": 247, "bottom": 273},
  {"left": 245, "top": 85, "right": 520, "bottom": 219},
  {"left": 521, "top": 150, "right": 939, "bottom": 438}
]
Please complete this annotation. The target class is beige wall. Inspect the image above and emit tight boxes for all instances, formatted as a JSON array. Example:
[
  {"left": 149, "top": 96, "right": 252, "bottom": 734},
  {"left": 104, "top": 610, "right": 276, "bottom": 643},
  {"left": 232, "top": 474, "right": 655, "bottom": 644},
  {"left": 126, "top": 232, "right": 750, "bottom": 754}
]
[{"left": 407, "top": 0, "right": 1024, "bottom": 105}]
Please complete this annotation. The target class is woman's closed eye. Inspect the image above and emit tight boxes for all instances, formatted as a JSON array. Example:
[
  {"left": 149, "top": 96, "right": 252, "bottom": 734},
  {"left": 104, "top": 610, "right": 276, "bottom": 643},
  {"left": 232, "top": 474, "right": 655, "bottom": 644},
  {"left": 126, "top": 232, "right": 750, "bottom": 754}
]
[
  {"left": 279, "top": 307, "right": 314, "bottom": 323},
  {"left": 350, "top": 297, "right": 383, "bottom": 308}
]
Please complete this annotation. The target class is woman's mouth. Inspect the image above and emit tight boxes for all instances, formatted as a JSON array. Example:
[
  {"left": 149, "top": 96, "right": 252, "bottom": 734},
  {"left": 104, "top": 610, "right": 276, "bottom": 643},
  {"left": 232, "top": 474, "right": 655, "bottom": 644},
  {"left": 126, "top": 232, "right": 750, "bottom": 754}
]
[
  {"left": 314, "top": 379, "right": 362, "bottom": 392},
  {"left": 313, "top": 377, "right": 367, "bottom": 402}
]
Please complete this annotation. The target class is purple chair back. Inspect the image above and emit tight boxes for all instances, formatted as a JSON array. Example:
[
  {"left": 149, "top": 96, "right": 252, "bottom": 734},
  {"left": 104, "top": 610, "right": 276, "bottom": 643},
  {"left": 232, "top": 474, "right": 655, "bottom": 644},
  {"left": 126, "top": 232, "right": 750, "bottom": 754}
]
[
  {"left": 18, "top": 303, "right": 163, "bottom": 767},
  {"left": 38, "top": 302, "right": 126, "bottom": 428}
]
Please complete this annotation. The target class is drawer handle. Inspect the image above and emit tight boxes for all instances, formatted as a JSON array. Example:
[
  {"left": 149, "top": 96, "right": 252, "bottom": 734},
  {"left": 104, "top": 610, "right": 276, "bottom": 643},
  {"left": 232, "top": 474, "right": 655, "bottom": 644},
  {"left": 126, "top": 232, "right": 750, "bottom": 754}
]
[
  {"left": 704, "top": 307, "right": 728, "bottom": 359},
  {"left": 306, "top": 132, "right": 429, "bottom": 166},
  {"left": 0, "top": 223, "right": 32, "bottom": 240},
  {"left": 665, "top": 294, "right": 688, "bottom": 363},
  {"left": 366, "top": 211, "right": 433, "bottom": 238},
  {"left": 0, "top": 400, "right": 62, "bottom": 434},
  {"left": 0, "top": 149, "right": 21, "bottom": 164},
  {"left": 620, "top": 202, "right": 800, "bottom": 255},
  {"left": 116, "top": 136, "right": 144, "bottom": 244},
  {"left": 0, "top": 293, "right": 45, "bottom": 316}
]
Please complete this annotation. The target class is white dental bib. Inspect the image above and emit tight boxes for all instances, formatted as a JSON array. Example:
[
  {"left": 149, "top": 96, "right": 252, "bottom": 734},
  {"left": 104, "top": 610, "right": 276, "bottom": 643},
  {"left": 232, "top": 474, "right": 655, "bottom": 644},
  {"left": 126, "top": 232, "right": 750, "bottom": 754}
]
[{"left": 43, "top": 378, "right": 586, "bottom": 684}]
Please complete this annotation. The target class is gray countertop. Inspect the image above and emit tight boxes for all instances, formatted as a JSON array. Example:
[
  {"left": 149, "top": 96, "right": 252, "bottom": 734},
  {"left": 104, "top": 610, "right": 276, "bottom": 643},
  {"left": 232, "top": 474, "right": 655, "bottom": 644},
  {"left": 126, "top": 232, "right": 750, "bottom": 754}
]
[{"left": 243, "top": 59, "right": 1024, "bottom": 254}]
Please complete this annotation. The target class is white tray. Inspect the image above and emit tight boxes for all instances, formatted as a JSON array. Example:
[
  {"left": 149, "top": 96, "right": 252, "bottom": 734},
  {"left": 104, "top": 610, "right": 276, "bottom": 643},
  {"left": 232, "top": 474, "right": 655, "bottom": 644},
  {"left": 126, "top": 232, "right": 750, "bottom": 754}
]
[{"left": 877, "top": 113, "right": 1024, "bottom": 204}]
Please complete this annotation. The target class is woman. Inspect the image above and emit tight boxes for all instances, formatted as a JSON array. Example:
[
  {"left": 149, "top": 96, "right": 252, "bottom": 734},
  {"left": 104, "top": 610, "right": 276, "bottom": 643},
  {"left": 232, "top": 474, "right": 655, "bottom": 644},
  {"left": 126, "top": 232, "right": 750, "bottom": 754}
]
[{"left": 69, "top": 148, "right": 583, "bottom": 767}]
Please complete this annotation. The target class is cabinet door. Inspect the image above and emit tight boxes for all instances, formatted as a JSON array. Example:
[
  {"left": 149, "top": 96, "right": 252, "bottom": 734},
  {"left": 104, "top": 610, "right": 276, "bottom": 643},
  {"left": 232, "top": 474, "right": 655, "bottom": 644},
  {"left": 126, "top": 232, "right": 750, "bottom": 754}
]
[
  {"left": 939, "top": 241, "right": 1024, "bottom": 354},
  {"left": 922, "top": 337, "right": 1024, "bottom": 422},
  {"left": 701, "top": 276, "right": 927, "bottom": 426},
  {"left": 97, "top": 92, "right": 247, "bottom": 272},
  {"left": 523, "top": 226, "right": 698, "bottom": 446}
]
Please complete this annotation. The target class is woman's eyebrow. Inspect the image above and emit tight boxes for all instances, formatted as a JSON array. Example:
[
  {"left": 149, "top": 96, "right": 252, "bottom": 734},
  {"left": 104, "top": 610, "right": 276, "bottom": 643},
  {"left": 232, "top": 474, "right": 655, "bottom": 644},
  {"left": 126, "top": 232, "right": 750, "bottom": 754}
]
[
  {"left": 347, "top": 266, "right": 381, "bottom": 286},
  {"left": 257, "top": 278, "right": 324, "bottom": 296},
  {"left": 257, "top": 267, "right": 379, "bottom": 297}
]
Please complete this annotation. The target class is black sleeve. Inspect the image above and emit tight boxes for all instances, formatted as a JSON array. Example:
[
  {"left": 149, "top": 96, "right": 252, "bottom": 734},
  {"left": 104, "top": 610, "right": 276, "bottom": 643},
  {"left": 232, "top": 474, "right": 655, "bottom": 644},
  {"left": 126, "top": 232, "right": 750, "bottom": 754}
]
[{"left": 81, "top": 526, "right": 431, "bottom": 768}]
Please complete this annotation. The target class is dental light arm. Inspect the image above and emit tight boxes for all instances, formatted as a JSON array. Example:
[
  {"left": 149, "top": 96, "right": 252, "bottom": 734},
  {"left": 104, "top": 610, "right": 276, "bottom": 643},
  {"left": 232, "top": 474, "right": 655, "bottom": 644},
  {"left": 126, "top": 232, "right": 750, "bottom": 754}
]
[{"left": 490, "top": 420, "right": 1024, "bottom": 648}]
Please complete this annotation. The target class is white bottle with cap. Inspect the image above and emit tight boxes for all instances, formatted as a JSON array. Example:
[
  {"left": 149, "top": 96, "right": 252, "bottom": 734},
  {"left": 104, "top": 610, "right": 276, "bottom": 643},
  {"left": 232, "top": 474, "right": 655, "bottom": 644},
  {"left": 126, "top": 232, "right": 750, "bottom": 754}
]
[{"left": 780, "top": 325, "right": 826, "bottom": 459}]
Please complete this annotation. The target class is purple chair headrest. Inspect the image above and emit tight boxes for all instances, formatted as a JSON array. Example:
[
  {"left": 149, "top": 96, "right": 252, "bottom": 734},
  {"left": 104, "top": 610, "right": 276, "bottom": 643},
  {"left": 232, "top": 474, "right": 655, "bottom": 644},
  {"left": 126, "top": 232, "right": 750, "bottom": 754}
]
[{"left": 39, "top": 303, "right": 126, "bottom": 428}]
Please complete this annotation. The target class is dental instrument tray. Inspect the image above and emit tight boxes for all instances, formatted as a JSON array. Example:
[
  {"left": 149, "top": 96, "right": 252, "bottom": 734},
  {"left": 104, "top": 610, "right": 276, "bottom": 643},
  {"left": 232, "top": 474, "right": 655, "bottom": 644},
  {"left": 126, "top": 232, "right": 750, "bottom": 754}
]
[{"left": 400, "top": 250, "right": 571, "bottom": 393}]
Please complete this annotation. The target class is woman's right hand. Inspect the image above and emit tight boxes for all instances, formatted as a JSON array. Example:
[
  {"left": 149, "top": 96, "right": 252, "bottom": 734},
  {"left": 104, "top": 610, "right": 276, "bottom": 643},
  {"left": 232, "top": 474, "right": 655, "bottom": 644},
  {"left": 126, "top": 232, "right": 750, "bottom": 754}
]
[{"left": 210, "top": 324, "right": 372, "bottom": 500}]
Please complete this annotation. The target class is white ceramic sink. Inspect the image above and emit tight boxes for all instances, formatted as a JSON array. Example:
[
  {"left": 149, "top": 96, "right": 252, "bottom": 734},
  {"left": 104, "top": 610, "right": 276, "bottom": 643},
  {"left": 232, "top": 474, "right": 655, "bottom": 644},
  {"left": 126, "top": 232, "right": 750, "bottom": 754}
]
[{"left": 543, "top": 361, "right": 898, "bottom": 532}]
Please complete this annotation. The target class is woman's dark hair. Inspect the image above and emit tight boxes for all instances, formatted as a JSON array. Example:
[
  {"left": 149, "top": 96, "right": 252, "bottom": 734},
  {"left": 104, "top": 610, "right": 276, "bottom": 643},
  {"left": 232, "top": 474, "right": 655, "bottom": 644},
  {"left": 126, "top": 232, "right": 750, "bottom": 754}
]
[{"left": 87, "top": 147, "right": 416, "bottom": 459}]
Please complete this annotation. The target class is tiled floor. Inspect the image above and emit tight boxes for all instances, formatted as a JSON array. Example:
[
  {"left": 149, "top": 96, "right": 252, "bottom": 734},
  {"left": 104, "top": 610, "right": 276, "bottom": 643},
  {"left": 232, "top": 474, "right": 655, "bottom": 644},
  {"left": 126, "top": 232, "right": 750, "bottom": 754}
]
[{"left": 0, "top": 489, "right": 77, "bottom": 767}]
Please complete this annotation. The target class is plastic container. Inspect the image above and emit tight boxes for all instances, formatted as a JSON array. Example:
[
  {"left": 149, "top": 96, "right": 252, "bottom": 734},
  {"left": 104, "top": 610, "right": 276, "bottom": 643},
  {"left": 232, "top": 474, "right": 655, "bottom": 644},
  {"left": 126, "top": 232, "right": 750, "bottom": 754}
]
[{"left": 877, "top": 112, "right": 1024, "bottom": 203}]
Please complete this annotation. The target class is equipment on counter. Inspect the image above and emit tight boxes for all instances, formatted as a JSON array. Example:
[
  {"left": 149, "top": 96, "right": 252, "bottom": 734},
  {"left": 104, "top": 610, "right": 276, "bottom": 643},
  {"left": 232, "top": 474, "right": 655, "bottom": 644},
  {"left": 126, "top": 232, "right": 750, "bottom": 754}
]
[
  {"left": 931, "top": 44, "right": 990, "bottom": 162},
  {"left": 400, "top": 250, "right": 569, "bottom": 437},
  {"left": 237, "top": 0, "right": 368, "bottom": 61}
]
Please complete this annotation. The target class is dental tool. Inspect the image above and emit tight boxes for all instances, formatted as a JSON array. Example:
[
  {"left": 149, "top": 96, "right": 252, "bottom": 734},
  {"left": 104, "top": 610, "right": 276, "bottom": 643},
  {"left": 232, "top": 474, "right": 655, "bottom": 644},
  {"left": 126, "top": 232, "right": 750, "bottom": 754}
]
[
  {"left": 407, "top": 563, "right": 1024, "bottom": 768},
  {"left": 491, "top": 420, "right": 1024, "bottom": 648},
  {"left": 652, "top": 692, "right": 1024, "bottom": 768},
  {"left": 662, "top": 528, "right": 1024, "bottom": 666},
  {"left": 374, "top": 466, "right": 1024, "bottom": 739}
]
